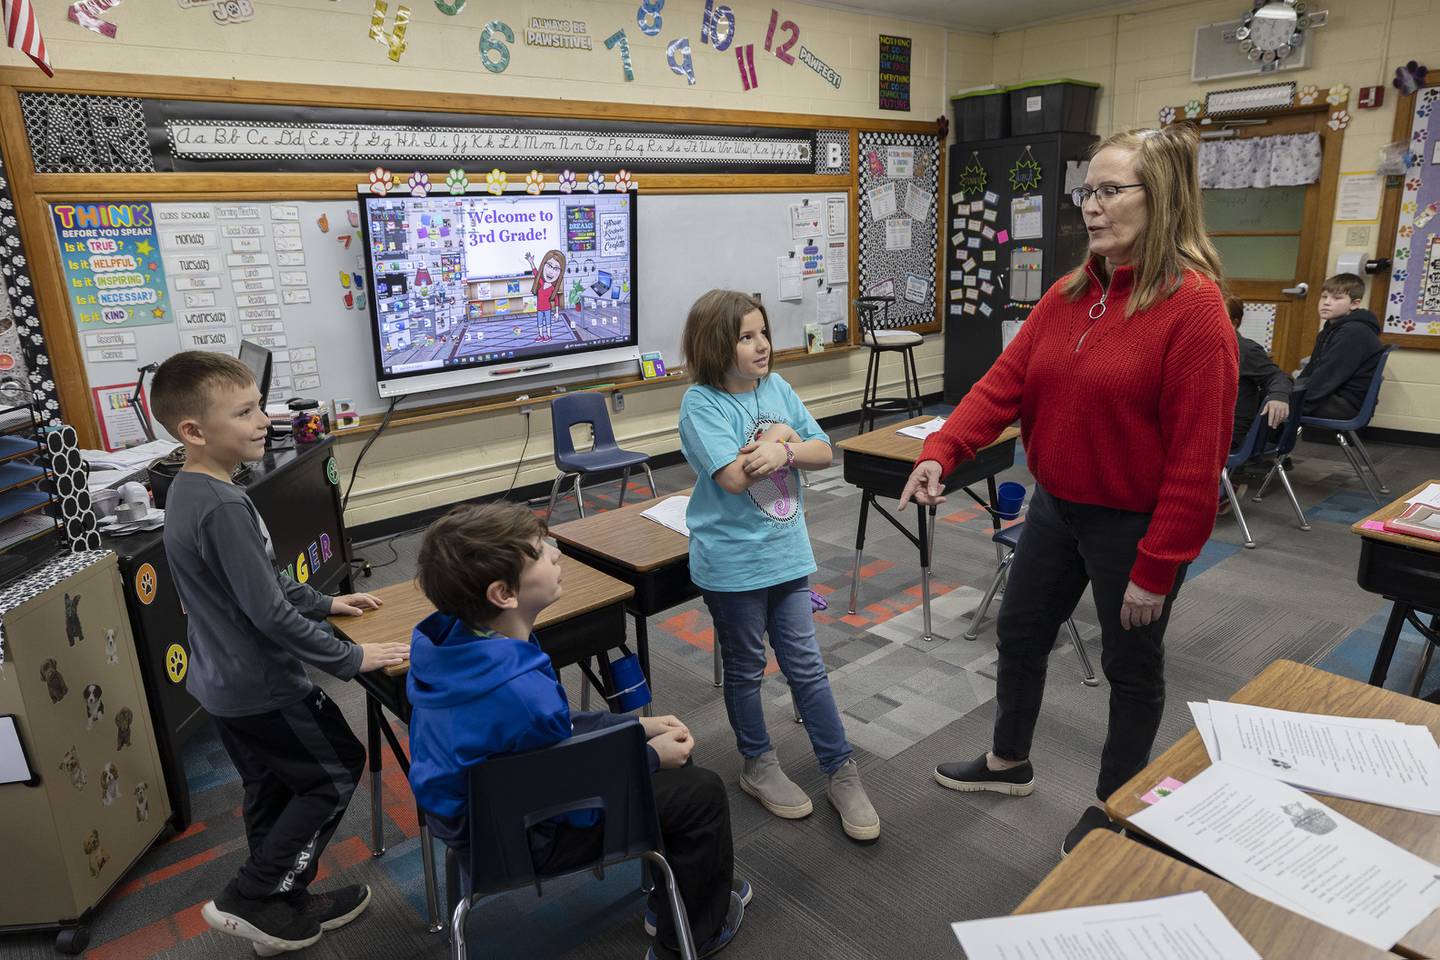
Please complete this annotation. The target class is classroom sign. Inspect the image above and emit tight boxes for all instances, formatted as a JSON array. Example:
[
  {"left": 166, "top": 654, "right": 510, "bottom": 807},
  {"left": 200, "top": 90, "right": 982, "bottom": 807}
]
[{"left": 51, "top": 201, "right": 172, "bottom": 331}]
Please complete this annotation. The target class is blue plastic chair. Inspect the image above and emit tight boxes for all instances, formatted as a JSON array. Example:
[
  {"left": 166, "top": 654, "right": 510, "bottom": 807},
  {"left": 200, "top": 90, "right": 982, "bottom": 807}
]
[
  {"left": 963, "top": 522, "right": 1098, "bottom": 687},
  {"left": 546, "top": 392, "right": 656, "bottom": 522},
  {"left": 1299, "top": 346, "right": 1393, "bottom": 503},
  {"left": 445, "top": 724, "right": 697, "bottom": 960},
  {"left": 1228, "top": 386, "right": 1311, "bottom": 548}
]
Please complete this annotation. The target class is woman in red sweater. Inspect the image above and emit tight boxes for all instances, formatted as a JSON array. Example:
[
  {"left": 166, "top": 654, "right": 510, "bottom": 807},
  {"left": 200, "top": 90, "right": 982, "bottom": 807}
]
[{"left": 899, "top": 125, "right": 1237, "bottom": 854}]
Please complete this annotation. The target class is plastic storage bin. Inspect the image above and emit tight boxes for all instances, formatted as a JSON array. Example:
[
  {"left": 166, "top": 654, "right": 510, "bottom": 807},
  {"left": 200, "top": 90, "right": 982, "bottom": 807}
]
[
  {"left": 951, "top": 85, "right": 1009, "bottom": 141},
  {"left": 1008, "top": 79, "right": 1100, "bottom": 135}
]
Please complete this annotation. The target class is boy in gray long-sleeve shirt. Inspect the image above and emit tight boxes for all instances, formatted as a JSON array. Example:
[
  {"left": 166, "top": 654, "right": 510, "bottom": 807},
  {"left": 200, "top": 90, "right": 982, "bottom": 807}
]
[{"left": 153, "top": 351, "right": 410, "bottom": 955}]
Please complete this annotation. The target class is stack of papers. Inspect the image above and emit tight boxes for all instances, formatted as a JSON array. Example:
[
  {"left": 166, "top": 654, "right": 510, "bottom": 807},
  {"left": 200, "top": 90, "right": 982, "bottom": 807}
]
[
  {"left": 1130, "top": 763, "right": 1440, "bottom": 950},
  {"left": 80, "top": 439, "right": 180, "bottom": 470},
  {"left": 640, "top": 496, "right": 690, "bottom": 537},
  {"left": 1404, "top": 482, "right": 1440, "bottom": 508},
  {"left": 896, "top": 417, "right": 946, "bottom": 440},
  {"left": 951, "top": 892, "right": 1259, "bottom": 960},
  {"left": 1188, "top": 700, "right": 1440, "bottom": 814}
]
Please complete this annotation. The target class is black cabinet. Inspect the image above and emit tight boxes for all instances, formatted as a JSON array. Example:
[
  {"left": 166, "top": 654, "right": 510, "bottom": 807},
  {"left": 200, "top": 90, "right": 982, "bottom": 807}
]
[{"left": 943, "top": 132, "right": 1096, "bottom": 404}]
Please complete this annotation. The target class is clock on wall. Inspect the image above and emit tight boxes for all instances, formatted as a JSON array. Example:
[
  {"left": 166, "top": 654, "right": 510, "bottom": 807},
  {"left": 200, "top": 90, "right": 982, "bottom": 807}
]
[{"left": 1234, "top": 0, "right": 1322, "bottom": 72}]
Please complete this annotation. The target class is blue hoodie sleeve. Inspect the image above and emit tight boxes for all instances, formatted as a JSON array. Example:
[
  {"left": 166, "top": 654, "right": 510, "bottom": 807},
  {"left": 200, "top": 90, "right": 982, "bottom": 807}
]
[{"left": 571, "top": 711, "right": 660, "bottom": 773}]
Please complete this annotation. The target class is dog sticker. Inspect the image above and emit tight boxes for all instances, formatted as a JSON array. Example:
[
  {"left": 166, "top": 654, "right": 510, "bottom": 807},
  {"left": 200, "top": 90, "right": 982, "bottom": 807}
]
[
  {"left": 134, "top": 781, "right": 150, "bottom": 823},
  {"left": 100, "top": 762, "right": 120, "bottom": 807},
  {"left": 105, "top": 628, "right": 119, "bottom": 664},
  {"left": 64, "top": 593, "right": 84, "bottom": 646},
  {"left": 59, "top": 746, "right": 87, "bottom": 791},
  {"left": 82, "top": 683, "right": 105, "bottom": 730},
  {"left": 40, "top": 658, "right": 68, "bottom": 704},
  {"left": 115, "top": 707, "right": 133, "bottom": 751},
  {"left": 83, "top": 830, "right": 109, "bottom": 878}
]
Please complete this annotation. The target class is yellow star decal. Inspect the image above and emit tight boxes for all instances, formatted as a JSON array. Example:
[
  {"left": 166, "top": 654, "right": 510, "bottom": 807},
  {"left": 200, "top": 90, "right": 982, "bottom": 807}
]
[
  {"left": 151, "top": 307, "right": 166, "bottom": 320},
  {"left": 134, "top": 240, "right": 154, "bottom": 256}
]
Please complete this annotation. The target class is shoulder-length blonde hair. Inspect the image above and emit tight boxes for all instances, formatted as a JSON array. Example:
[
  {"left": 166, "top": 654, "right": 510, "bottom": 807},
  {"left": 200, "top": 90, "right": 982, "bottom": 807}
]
[{"left": 1061, "top": 125, "right": 1224, "bottom": 315}]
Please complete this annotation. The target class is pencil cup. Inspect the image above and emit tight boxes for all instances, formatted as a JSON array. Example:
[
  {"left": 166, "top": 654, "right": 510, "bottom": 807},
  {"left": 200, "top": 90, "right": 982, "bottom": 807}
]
[{"left": 994, "top": 482, "right": 1026, "bottom": 520}]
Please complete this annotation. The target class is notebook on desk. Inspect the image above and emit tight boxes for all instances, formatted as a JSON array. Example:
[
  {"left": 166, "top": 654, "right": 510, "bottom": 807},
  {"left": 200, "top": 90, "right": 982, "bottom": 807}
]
[{"left": 1383, "top": 503, "right": 1440, "bottom": 543}]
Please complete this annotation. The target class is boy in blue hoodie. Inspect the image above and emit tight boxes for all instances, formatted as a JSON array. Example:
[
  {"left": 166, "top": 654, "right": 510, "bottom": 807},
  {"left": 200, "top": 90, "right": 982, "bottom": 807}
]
[{"left": 406, "top": 503, "right": 749, "bottom": 960}]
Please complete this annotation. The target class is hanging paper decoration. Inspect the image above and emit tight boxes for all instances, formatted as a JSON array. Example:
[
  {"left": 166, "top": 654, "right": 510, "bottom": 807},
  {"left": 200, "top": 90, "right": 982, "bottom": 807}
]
[
  {"left": 636, "top": 0, "right": 663, "bottom": 37},
  {"left": 558, "top": 170, "right": 577, "bottom": 193},
  {"left": 586, "top": 171, "right": 605, "bottom": 194},
  {"left": 1009, "top": 147, "right": 1042, "bottom": 193},
  {"left": 524, "top": 170, "right": 545, "bottom": 195},
  {"left": 209, "top": 0, "right": 254, "bottom": 24},
  {"left": 4, "top": 0, "right": 54, "bottom": 75},
  {"left": 613, "top": 170, "right": 633, "bottom": 192},
  {"left": 735, "top": 42, "right": 758, "bottom": 91},
  {"left": 666, "top": 37, "right": 695, "bottom": 85},
  {"left": 407, "top": 170, "right": 430, "bottom": 197},
  {"left": 957, "top": 152, "right": 987, "bottom": 196},
  {"left": 479, "top": 20, "right": 512, "bottom": 73},
  {"left": 368, "top": 167, "right": 392, "bottom": 195},
  {"left": 700, "top": 0, "right": 735, "bottom": 51},
  {"left": 604, "top": 29, "right": 634, "bottom": 81},
  {"left": 68, "top": 0, "right": 122, "bottom": 38},
  {"left": 1158, "top": 105, "right": 1176, "bottom": 126},
  {"left": 1297, "top": 84, "right": 1319, "bottom": 105},
  {"left": 764, "top": 9, "right": 800, "bottom": 66},
  {"left": 1328, "top": 109, "right": 1350, "bottom": 131},
  {"left": 1393, "top": 60, "right": 1429, "bottom": 95},
  {"left": 445, "top": 168, "right": 469, "bottom": 195},
  {"left": 1183, "top": 98, "right": 1202, "bottom": 119},
  {"left": 1326, "top": 83, "right": 1350, "bottom": 106},
  {"left": 485, "top": 169, "right": 507, "bottom": 195},
  {"left": 369, "top": 0, "right": 410, "bottom": 62},
  {"left": 433, "top": 0, "right": 465, "bottom": 13}
]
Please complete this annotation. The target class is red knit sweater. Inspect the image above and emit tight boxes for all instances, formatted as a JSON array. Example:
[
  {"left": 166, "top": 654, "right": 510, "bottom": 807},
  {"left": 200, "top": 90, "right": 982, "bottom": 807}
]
[{"left": 921, "top": 262, "right": 1238, "bottom": 594}]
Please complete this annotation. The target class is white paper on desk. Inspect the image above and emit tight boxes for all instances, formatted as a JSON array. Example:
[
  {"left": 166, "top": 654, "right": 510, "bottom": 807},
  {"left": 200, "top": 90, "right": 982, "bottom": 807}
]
[
  {"left": 1405, "top": 482, "right": 1440, "bottom": 508},
  {"left": 1204, "top": 700, "right": 1440, "bottom": 814},
  {"left": 641, "top": 496, "right": 691, "bottom": 537},
  {"left": 950, "top": 892, "right": 1259, "bottom": 960},
  {"left": 897, "top": 417, "right": 945, "bottom": 440},
  {"left": 1129, "top": 763, "right": 1440, "bottom": 950},
  {"left": 82, "top": 438, "right": 181, "bottom": 470}
]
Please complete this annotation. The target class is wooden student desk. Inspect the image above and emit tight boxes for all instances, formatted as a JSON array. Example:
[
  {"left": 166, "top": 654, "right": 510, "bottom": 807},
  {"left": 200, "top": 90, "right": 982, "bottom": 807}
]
[
  {"left": 836, "top": 418, "right": 1020, "bottom": 642},
  {"left": 1105, "top": 659, "right": 1440, "bottom": 959},
  {"left": 1351, "top": 480, "right": 1440, "bottom": 691},
  {"left": 1016, "top": 831, "right": 1391, "bottom": 959},
  {"left": 327, "top": 557, "right": 633, "bottom": 934},
  {"left": 549, "top": 489, "right": 699, "bottom": 692}
]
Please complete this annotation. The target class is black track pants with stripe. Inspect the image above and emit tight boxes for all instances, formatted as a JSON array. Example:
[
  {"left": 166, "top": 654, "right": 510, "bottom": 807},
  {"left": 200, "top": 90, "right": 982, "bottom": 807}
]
[{"left": 212, "top": 686, "right": 367, "bottom": 900}]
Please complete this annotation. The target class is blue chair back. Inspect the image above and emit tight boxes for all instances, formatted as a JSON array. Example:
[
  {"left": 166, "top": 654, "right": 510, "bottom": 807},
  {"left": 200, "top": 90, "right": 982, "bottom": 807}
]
[
  {"left": 551, "top": 392, "right": 621, "bottom": 460},
  {"left": 1230, "top": 387, "right": 1307, "bottom": 471},
  {"left": 464, "top": 723, "right": 661, "bottom": 899},
  {"left": 1226, "top": 412, "right": 1269, "bottom": 472},
  {"left": 1302, "top": 346, "right": 1393, "bottom": 429}
]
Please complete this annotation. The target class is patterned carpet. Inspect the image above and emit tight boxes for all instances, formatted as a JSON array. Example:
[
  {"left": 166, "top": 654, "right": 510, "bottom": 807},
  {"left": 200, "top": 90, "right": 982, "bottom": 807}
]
[{"left": 6, "top": 411, "right": 1439, "bottom": 960}]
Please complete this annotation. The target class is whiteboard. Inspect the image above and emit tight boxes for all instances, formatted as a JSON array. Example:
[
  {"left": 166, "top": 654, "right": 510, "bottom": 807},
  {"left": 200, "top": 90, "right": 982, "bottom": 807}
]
[{"left": 67, "top": 191, "right": 852, "bottom": 427}]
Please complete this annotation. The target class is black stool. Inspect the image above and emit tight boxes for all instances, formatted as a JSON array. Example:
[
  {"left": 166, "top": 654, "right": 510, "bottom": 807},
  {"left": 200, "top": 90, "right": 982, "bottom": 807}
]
[{"left": 855, "top": 295, "right": 923, "bottom": 434}]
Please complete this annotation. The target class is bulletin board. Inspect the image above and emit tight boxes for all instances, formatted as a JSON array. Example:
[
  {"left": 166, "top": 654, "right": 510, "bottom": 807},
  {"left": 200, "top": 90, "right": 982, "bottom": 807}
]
[
  {"left": 856, "top": 131, "right": 942, "bottom": 330},
  {"left": 1380, "top": 81, "right": 1440, "bottom": 345}
]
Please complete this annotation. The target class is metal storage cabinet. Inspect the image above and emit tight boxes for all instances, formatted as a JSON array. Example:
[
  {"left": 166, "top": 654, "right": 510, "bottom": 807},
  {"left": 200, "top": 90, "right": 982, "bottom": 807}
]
[{"left": 0, "top": 551, "right": 172, "bottom": 953}]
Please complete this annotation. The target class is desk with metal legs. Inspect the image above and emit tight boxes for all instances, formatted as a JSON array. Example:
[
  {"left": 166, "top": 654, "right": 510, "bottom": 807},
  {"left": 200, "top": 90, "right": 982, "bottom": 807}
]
[{"left": 836, "top": 420, "right": 1021, "bottom": 643}]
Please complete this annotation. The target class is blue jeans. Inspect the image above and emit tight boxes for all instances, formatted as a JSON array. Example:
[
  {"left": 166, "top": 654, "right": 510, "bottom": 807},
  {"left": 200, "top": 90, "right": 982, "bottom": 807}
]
[{"left": 702, "top": 577, "right": 852, "bottom": 774}]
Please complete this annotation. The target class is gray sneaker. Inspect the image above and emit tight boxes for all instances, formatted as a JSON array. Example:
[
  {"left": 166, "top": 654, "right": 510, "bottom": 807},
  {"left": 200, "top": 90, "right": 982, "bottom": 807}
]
[
  {"left": 739, "top": 751, "right": 812, "bottom": 819},
  {"left": 827, "top": 759, "right": 880, "bottom": 841}
]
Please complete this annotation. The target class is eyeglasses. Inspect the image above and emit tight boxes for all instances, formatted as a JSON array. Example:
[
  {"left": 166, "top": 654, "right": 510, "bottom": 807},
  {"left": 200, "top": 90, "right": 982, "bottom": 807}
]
[{"left": 1071, "top": 183, "right": 1145, "bottom": 206}]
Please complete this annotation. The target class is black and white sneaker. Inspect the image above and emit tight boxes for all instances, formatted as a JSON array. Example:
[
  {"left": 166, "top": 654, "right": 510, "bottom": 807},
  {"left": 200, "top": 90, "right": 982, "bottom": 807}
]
[
  {"left": 201, "top": 881, "right": 321, "bottom": 956},
  {"left": 286, "top": 884, "right": 372, "bottom": 932},
  {"left": 1061, "top": 805, "right": 1122, "bottom": 858},
  {"left": 933, "top": 755, "right": 1034, "bottom": 796}
]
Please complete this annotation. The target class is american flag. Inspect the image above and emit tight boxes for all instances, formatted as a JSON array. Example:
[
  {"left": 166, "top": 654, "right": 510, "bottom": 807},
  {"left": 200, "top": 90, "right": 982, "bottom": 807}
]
[{"left": 5, "top": 0, "right": 53, "bottom": 77}]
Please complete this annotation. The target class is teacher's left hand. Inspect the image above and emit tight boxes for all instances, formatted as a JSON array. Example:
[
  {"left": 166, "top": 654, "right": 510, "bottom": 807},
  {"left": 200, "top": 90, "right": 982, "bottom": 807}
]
[{"left": 1119, "top": 580, "right": 1165, "bottom": 630}]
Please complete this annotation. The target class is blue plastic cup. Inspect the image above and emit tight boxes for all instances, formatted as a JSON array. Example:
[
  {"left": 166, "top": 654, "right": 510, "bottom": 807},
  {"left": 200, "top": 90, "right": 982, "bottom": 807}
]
[
  {"left": 994, "top": 481, "right": 1026, "bottom": 520},
  {"left": 607, "top": 652, "right": 652, "bottom": 713}
]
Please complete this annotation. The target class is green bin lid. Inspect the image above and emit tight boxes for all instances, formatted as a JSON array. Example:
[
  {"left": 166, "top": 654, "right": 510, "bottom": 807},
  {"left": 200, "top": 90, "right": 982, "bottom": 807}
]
[
  {"left": 950, "top": 85, "right": 1006, "bottom": 101},
  {"left": 1004, "top": 78, "right": 1101, "bottom": 92}
]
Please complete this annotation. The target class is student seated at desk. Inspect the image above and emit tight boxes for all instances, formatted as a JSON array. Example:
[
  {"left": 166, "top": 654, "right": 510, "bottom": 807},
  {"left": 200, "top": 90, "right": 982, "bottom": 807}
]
[
  {"left": 1224, "top": 296, "right": 1292, "bottom": 502},
  {"left": 1295, "top": 273, "right": 1383, "bottom": 421},
  {"left": 405, "top": 503, "right": 749, "bottom": 960}
]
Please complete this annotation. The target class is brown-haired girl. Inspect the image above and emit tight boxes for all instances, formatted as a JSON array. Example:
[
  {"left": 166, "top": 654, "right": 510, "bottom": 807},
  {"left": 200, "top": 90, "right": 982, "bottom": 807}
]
[{"left": 525, "top": 248, "right": 566, "bottom": 341}]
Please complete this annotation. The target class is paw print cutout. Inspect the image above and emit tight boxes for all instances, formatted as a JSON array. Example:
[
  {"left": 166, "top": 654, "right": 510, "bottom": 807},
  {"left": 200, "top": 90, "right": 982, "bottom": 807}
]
[
  {"left": 1183, "top": 99, "right": 1202, "bottom": 118},
  {"left": 557, "top": 170, "right": 577, "bottom": 193},
  {"left": 1158, "top": 105, "right": 1176, "bottom": 126},
  {"left": 1326, "top": 83, "right": 1350, "bottom": 106},
  {"left": 524, "top": 170, "right": 545, "bottom": 195},
  {"left": 445, "top": 168, "right": 470, "bottom": 195},
  {"left": 586, "top": 171, "right": 605, "bottom": 193},
  {"left": 1328, "top": 110, "right": 1350, "bottom": 131},
  {"left": 1297, "top": 84, "right": 1319, "bottom": 105},
  {"left": 368, "top": 167, "right": 392, "bottom": 196},
  {"left": 613, "top": 169, "right": 632, "bottom": 192},
  {"left": 407, "top": 171, "right": 430, "bottom": 197},
  {"left": 485, "top": 169, "right": 507, "bottom": 195}
]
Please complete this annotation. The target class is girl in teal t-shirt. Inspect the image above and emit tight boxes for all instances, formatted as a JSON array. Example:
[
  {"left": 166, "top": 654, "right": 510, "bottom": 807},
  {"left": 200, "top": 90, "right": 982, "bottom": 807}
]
[{"left": 678, "top": 290, "right": 880, "bottom": 842}]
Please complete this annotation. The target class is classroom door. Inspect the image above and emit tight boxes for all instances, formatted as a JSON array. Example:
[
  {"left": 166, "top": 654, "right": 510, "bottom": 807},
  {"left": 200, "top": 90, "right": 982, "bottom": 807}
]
[{"left": 1202, "top": 110, "right": 1341, "bottom": 373}]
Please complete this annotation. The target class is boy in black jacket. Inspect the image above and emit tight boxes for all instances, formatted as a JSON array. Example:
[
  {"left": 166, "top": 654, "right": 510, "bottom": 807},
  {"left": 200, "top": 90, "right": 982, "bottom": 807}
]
[
  {"left": 1297, "top": 274, "right": 1383, "bottom": 421},
  {"left": 1226, "top": 297, "right": 1292, "bottom": 453}
]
